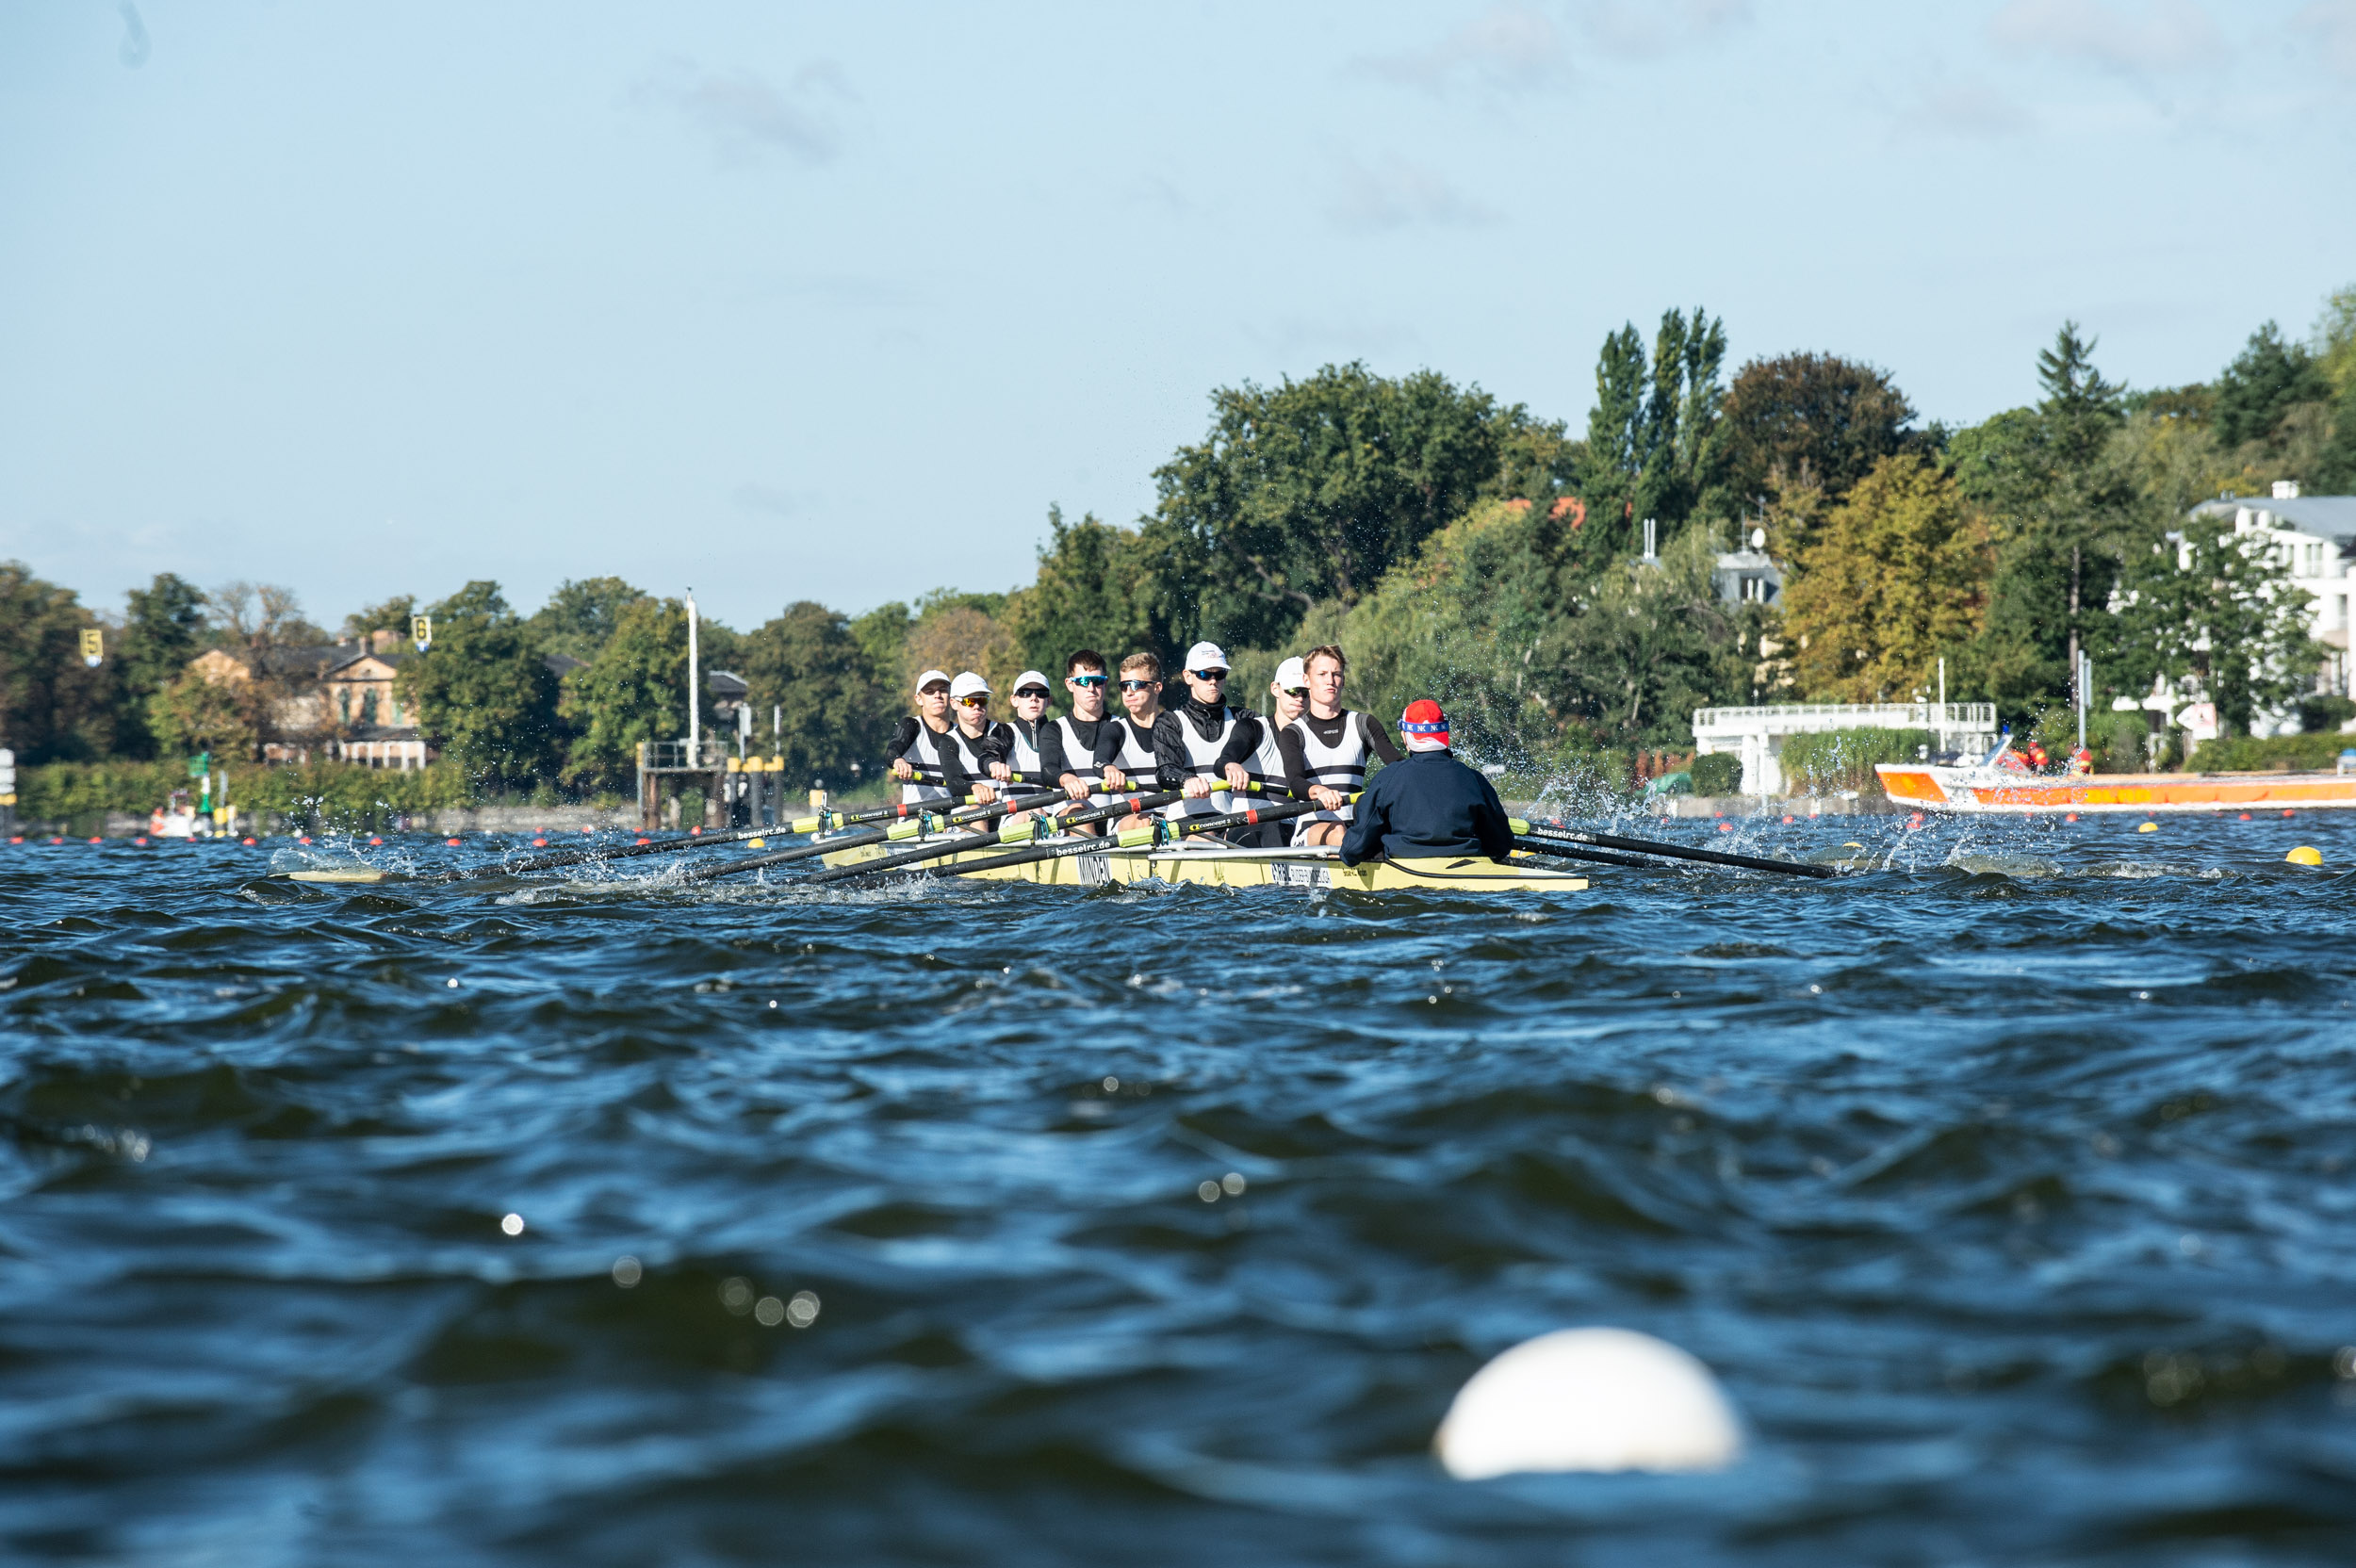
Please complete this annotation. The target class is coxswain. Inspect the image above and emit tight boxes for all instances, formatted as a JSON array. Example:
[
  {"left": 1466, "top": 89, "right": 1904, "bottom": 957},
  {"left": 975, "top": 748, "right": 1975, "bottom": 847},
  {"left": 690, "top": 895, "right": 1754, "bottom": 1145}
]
[
  {"left": 885, "top": 668, "right": 961, "bottom": 805},
  {"left": 942, "top": 670, "right": 1006, "bottom": 806},
  {"left": 1281, "top": 643, "right": 1402, "bottom": 847},
  {"left": 1339, "top": 699, "right": 1515, "bottom": 865}
]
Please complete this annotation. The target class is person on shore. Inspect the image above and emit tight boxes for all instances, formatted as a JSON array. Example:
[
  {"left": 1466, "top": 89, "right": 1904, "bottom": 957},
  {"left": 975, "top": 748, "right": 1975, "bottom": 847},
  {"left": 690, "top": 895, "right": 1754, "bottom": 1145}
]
[
  {"left": 1280, "top": 644, "right": 1401, "bottom": 848},
  {"left": 1339, "top": 700, "right": 1515, "bottom": 866}
]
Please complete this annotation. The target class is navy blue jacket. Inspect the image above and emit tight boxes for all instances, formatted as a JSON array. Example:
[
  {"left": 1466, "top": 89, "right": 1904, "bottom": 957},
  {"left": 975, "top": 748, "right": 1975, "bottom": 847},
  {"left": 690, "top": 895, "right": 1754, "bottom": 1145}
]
[{"left": 1338, "top": 749, "right": 1516, "bottom": 864}]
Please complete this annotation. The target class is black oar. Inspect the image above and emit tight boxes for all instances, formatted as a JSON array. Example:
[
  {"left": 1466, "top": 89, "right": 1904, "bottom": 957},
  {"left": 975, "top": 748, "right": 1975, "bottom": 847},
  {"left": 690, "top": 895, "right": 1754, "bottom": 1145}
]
[
  {"left": 1509, "top": 841, "right": 1661, "bottom": 871},
  {"left": 935, "top": 798, "right": 1317, "bottom": 881},
  {"left": 800, "top": 790, "right": 1186, "bottom": 886},
  {"left": 1510, "top": 819, "right": 1838, "bottom": 879},
  {"left": 681, "top": 787, "right": 1070, "bottom": 883},
  {"left": 443, "top": 786, "right": 1057, "bottom": 881}
]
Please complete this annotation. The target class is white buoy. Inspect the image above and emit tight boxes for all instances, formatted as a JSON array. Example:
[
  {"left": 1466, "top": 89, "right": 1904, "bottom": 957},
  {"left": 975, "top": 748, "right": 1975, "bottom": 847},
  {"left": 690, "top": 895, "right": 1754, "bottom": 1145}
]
[{"left": 1435, "top": 1327, "right": 1742, "bottom": 1478}]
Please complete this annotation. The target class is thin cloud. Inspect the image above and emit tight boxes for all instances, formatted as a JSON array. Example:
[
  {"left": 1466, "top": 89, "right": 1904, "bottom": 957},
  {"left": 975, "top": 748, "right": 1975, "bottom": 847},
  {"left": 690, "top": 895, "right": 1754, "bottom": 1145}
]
[
  {"left": 1327, "top": 154, "right": 1498, "bottom": 232},
  {"left": 2293, "top": 0, "right": 2356, "bottom": 76},
  {"left": 1576, "top": 0, "right": 1752, "bottom": 60},
  {"left": 1906, "top": 78, "right": 2037, "bottom": 138},
  {"left": 733, "top": 483, "right": 816, "bottom": 519},
  {"left": 1360, "top": 4, "right": 1570, "bottom": 94},
  {"left": 117, "top": 1, "right": 149, "bottom": 67},
  {"left": 1988, "top": 0, "right": 2226, "bottom": 74},
  {"left": 635, "top": 59, "right": 850, "bottom": 167}
]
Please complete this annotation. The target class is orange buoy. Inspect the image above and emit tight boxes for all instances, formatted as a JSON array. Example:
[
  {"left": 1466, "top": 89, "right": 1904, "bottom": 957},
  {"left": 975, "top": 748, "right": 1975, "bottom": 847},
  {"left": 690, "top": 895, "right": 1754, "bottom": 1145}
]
[
  {"left": 636, "top": 837, "right": 650, "bottom": 845},
  {"left": 532, "top": 838, "right": 548, "bottom": 847},
  {"left": 2282, "top": 808, "right": 2295, "bottom": 818},
  {"left": 134, "top": 836, "right": 149, "bottom": 846},
  {"left": 1781, "top": 815, "right": 1794, "bottom": 824},
  {"left": 368, "top": 837, "right": 383, "bottom": 846},
  {"left": 2064, "top": 812, "right": 2077, "bottom": 822},
  {"left": 1717, "top": 822, "right": 1733, "bottom": 834},
  {"left": 691, "top": 825, "right": 704, "bottom": 835},
  {"left": 89, "top": 836, "right": 101, "bottom": 844},
  {"left": 447, "top": 837, "right": 461, "bottom": 846},
  {"left": 241, "top": 837, "right": 256, "bottom": 845},
  {"left": 2239, "top": 812, "right": 2251, "bottom": 821}
]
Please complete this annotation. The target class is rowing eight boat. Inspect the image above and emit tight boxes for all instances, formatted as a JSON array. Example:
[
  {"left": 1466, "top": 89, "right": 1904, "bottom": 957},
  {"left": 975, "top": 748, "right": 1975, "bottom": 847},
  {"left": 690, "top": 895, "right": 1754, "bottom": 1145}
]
[{"left": 820, "top": 838, "right": 1590, "bottom": 891}]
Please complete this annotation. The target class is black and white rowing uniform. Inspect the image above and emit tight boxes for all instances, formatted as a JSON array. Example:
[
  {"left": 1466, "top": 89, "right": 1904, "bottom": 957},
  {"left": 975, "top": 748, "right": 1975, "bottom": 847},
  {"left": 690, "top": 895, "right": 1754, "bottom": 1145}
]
[
  {"left": 943, "top": 721, "right": 1007, "bottom": 792},
  {"left": 1094, "top": 711, "right": 1163, "bottom": 794},
  {"left": 1155, "top": 695, "right": 1265, "bottom": 824},
  {"left": 1280, "top": 710, "right": 1404, "bottom": 843},
  {"left": 884, "top": 715, "right": 961, "bottom": 805},
  {"left": 1051, "top": 712, "right": 1113, "bottom": 801}
]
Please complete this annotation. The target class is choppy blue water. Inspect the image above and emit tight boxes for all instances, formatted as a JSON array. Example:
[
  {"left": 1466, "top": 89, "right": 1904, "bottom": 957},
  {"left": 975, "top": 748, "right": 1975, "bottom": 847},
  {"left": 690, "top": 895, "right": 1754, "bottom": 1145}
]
[{"left": 5, "top": 809, "right": 2356, "bottom": 1565}]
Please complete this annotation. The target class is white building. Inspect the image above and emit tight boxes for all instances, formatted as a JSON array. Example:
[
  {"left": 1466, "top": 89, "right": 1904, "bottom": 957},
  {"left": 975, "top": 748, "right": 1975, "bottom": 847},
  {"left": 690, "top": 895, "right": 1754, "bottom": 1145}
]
[
  {"left": 2188, "top": 482, "right": 2356, "bottom": 679},
  {"left": 1693, "top": 702, "right": 2000, "bottom": 795}
]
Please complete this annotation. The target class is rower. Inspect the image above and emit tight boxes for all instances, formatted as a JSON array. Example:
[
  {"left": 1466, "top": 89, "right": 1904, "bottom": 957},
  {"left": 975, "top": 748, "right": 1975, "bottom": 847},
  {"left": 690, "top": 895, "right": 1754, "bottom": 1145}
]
[
  {"left": 1159, "top": 642, "right": 1263, "bottom": 835},
  {"left": 1236, "top": 657, "right": 1309, "bottom": 847},
  {"left": 943, "top": 670, "right": 1006, "bottom": 806},
  {"left": 885, "top": 668, "right": 960, "bottom": 805},
  {"left": 1052, "top": 650, "right": 1118, "bottom": 835},
  {"left": 1099, "top": 651, "right": 1170, "bottom": 820},
  {"left": 989, "top": 669, "right": 1067, "bottom": 825},
  {"left": 1339, "top": 699, "right": 1515, "bottom": 866},
  {"left": 1281, "top": 643, "right": 1402, "bottom": 848}
]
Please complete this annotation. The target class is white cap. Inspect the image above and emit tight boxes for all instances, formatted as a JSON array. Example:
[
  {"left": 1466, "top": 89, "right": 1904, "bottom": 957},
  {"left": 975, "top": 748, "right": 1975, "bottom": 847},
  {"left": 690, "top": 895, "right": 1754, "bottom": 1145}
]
[
  {"left": 914, "top": 668, "right": 951, "bottom": 693},
  {"left": 1185, "top": 641, "right": 1230, "bottom": 673},
  {"left": 1273, "top": 656, "right": 1307, "bottom": 690},
  {"left": 1011, "top": 669, "right": 1051, "bottom": 694},
  {"left": 949, "top": 670, "right": 990, "bottom": 699}
]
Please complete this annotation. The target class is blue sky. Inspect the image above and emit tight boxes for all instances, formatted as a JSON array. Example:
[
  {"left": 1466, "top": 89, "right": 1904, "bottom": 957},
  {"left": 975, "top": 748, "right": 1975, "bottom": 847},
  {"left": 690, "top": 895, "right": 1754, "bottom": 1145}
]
[{"left": 2, "top": 1, "right": 2350, "bottom": 633}]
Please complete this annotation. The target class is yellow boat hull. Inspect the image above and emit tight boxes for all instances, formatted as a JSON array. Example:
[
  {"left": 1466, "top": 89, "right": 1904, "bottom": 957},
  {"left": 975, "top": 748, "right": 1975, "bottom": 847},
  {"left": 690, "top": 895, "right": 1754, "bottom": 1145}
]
[{"left": 821, "top": 839, "right": 1586, "bottom": 891}]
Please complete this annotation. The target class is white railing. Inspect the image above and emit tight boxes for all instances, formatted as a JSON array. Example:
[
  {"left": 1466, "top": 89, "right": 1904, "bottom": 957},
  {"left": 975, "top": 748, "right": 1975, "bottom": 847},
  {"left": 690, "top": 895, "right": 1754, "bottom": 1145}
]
[
  {"left": 638, "top": 739, "right": 732, "bottom": 772},
  {"left": 1690, "top": 702, "right": 2000, "bottom": 795},
  {"left": 1692, "top": 702, "right": 1996, "bottom": 735}
]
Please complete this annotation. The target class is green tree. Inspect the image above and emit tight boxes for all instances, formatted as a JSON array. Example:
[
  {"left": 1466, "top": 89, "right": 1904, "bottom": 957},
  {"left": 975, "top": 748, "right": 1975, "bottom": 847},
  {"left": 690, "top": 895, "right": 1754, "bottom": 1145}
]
[
  {"left": 2215, "top": 322, "right": 2330, "bottom": 449},
  {"left": 113, "top": 572, "right": 210, "bottom": 757},
  {"left": 2315, "top": 378, "right": 2356, "bottom": 493},
  {"left": 342, "top": 594, "right": 417, "bottom": 644},
  {"left": 1948, "top": 324, "right": 2135, "bottom": 716},
  {"left": 399, "top": 581, "right": 564, "bottom": 791},
  {"left": 2112, "top": 516, "right": 2317, "bottom": 738},
  {"left": 1783, "top": 453, "right": 1991, "bottom": 702},
  {"left": 1717, "top": 352, "right": 1918, "bottom": 518},
  {"left": 736, "top": 601, "right": 891, "bottom": 786},
  {"left": 848, "top": 602, "right": 914, "bottom": 703},
  {"left": 528, "top": 578, "right": 649, "bottom": 662},
  {"left": 1141, "top": 362, "right": 1562, "bottom": 650},
  {"left": 0, "top": 564, "right": 115, "bottom": 764},
  {"left": 1005, "top": 506, "right": 1158, "bottom": 675},
  {"left": 1579, "top": 306, "right": 1728, "bottom": 552},
  {"left": 146, "top": 668, "right": 254, "bottom": 759},
  {"left": 558, "top": 596, "right": 684, "bottom": 793}
]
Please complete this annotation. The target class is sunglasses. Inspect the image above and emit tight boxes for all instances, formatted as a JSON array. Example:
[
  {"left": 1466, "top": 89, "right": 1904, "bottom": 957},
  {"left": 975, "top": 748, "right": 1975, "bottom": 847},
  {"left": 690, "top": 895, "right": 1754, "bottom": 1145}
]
[
  {"left": 956, "top": 695, "right": 990, "bottom": 708},
  {"left": 1190, "top": 669, "right": 1228, "bottom": 680},
  {"left": 1282, "top": 686, "right": 1308, "bottom": 698},
  {"left": 1119, "top": 678, "right": 1157, "bottom": 692},
  {"left": 919, "top": 685, "right": 950, "bottom": 696},
  {"left": 1067, "top": 673, "right": 1108, "bottom": 687},
  {"left": 1014, "top": 687, "right": 1049, "bottom": 699}
]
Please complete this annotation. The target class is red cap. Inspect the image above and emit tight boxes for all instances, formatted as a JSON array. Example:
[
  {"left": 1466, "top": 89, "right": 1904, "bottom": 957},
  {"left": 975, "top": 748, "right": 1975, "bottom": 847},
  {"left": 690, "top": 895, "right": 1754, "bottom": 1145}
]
[{"left": 1400, "top": 699, "right": 1450, "bottom": 748}]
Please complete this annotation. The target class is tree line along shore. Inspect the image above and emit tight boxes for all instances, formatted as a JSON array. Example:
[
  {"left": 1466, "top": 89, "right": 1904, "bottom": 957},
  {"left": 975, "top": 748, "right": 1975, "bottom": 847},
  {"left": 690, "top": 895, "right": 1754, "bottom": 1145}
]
[{"left": 7, "top": 286, "right": 2355, "bottom": 828}]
